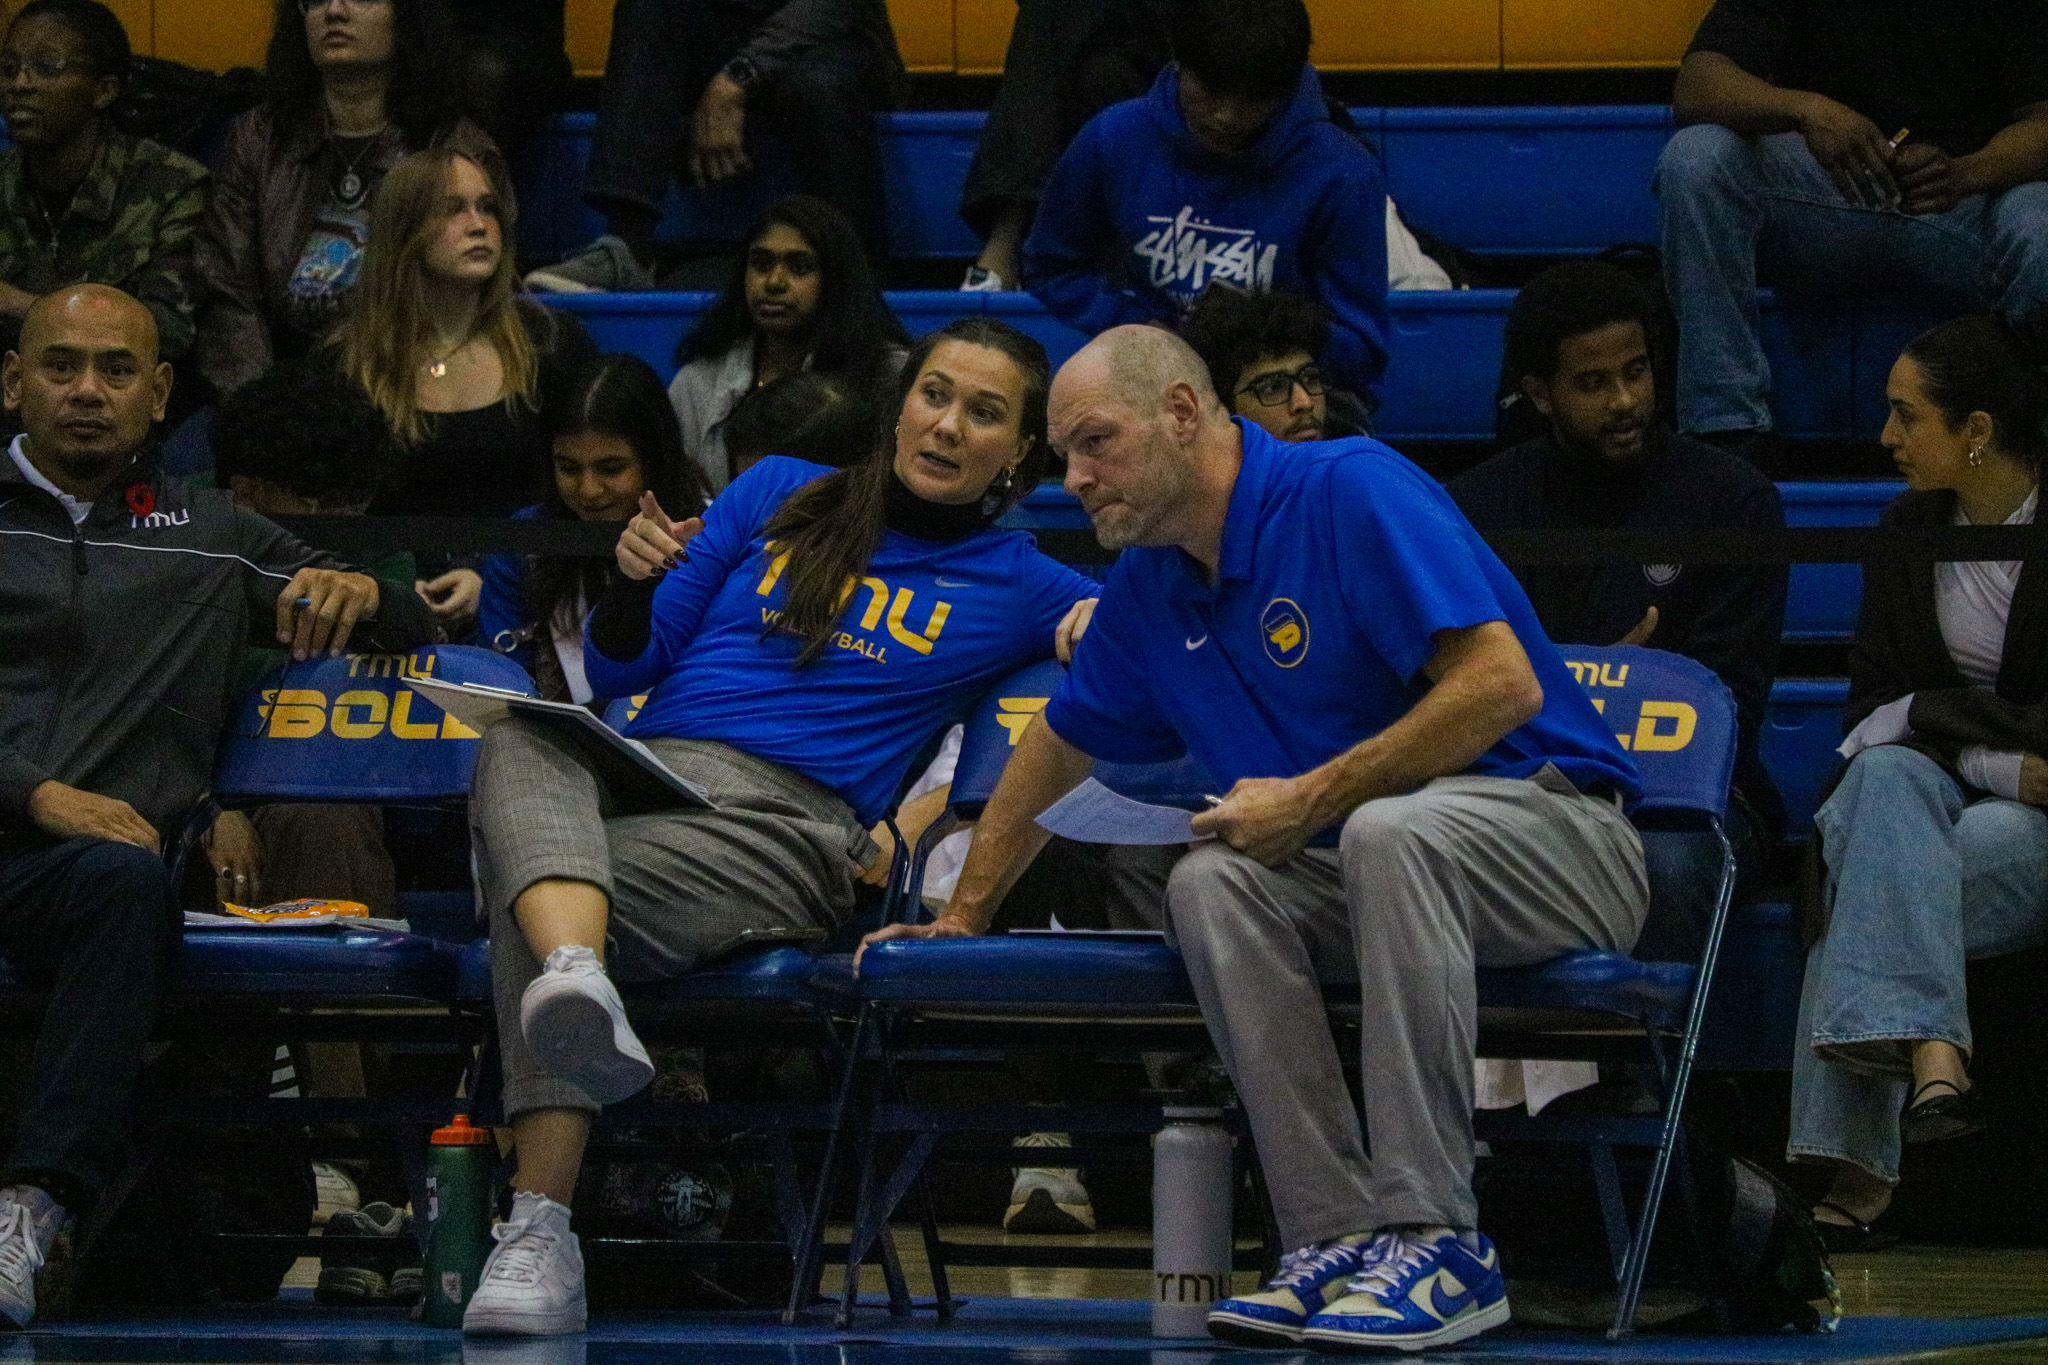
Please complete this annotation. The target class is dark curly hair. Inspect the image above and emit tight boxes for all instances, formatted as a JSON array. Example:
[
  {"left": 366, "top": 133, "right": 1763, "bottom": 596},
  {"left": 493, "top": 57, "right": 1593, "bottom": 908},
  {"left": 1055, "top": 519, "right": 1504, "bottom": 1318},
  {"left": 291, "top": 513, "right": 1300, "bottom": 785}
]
[
  {"left": 7, "top": 0, "right": 130, "bottom": 84},
  {"left": 1179, "top": 288, "right": 1330, "bottom": 406},
  {"left": 676, "top": 195, "right": 908, "bottom": 382},
  {"left": 1497, "top": 260, "right": 1668, "bottom": 446},
  {"left": 212, "top": 360, "right": 399, "bottom": 508},
  {"left": 262, "top": 0, "right": 462, "bottom": 145}
]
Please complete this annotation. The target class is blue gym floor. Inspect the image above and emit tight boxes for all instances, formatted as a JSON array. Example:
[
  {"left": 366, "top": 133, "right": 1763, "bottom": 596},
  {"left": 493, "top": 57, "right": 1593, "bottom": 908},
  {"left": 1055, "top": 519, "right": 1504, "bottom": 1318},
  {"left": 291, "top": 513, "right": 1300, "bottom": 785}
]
[{"left": 10, "top": 1295, "right": 2047, "bottom": 1364}]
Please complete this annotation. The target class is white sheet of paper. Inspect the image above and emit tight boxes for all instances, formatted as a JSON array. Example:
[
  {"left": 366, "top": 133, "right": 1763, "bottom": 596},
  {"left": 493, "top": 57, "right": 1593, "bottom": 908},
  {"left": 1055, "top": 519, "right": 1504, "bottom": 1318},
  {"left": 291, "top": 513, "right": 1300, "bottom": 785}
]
[
  {"left": 1837, "top": 692, "right": 1914, "bottom": 760},
  {"left": 1036, "top": 778, "right": 1211, "bottom": 846}
]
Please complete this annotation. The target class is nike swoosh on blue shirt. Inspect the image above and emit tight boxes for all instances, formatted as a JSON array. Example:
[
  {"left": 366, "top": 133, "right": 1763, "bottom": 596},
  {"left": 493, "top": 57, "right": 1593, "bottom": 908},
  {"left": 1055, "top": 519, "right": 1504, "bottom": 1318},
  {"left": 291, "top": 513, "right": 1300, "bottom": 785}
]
[
  {"left": 1186, "top": 635, "right": 1208, "bottom": 650},
  {"left": 935, "top": 577, "right": 973, "bottom": 588}
]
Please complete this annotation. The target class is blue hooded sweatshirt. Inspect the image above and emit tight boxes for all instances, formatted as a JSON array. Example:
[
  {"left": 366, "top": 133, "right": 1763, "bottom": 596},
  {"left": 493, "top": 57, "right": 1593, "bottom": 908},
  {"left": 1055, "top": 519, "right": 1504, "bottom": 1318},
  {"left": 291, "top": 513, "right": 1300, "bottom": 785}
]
[{"left": 1022, "top": 63, "right": 1390, "bottom": 392}]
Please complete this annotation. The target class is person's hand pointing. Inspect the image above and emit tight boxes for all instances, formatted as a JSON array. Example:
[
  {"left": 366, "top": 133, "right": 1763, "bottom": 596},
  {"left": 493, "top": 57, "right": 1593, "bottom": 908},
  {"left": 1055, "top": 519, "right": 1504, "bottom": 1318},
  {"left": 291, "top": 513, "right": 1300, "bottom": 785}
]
[{"left": 617, "top": 491, "right": 704, "bottom": 580}]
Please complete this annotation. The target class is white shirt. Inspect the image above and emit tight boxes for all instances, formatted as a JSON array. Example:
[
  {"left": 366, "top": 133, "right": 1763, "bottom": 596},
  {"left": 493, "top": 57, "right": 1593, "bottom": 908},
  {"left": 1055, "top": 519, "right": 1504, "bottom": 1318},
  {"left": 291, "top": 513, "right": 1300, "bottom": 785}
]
[
  {"left": 8, "top": 434, "right": 94, "bottom": 525},
  {"left": 1840, "top": 488, "right": 2037, "bottom": 799},
  {"left": 1936, "top": 488, "right": 2034, "bottom": 685}
]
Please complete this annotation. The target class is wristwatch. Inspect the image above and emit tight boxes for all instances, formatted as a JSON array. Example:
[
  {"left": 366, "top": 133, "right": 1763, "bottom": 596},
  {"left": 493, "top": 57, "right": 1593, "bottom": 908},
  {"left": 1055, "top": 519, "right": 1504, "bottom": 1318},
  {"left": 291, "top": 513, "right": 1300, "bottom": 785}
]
[{"left": 721, "top": 55, "right": 761, "bottom": 93}]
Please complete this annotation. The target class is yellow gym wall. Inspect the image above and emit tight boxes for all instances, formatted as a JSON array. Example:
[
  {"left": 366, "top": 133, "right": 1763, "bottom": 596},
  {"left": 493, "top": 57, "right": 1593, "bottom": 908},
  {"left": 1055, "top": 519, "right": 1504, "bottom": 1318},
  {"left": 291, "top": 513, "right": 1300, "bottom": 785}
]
[{"left": 7, "top": 0, "right": 1715, "bottom": 78}]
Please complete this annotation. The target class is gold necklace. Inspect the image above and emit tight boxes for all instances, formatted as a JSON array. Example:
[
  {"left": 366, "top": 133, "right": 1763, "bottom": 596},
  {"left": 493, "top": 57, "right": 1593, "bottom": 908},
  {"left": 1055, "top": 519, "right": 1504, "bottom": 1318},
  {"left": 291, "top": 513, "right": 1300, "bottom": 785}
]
[{"left": 425, "top": 339, "right": 466, "bottom": 378}]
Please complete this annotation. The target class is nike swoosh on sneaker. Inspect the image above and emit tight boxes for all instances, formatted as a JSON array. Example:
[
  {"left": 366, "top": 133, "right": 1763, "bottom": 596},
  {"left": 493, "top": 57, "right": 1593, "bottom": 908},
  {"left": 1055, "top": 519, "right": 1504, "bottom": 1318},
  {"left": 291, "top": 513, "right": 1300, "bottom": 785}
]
[
  {"left": 1185, "top": 635, "right": 1208, "bottom": 650},
  {"left": 1425, "top": 1271, "right": 1474, "bottom": 1320}
]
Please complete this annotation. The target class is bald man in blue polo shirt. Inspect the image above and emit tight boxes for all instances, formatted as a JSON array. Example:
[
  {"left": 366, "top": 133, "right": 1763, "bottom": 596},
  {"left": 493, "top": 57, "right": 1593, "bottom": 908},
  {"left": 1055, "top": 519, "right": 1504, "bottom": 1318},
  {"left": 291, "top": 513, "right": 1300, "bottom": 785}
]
[{"left": 863, "top": 325, "right": 1649, "bottom": 1351}]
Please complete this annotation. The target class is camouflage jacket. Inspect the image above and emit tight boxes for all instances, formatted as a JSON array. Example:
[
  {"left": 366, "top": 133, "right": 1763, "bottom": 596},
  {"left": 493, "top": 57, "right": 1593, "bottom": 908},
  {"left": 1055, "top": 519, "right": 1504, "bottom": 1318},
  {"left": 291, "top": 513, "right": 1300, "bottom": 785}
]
[{"left": 0, "top": 127, "right": 210, "bottom": 359}]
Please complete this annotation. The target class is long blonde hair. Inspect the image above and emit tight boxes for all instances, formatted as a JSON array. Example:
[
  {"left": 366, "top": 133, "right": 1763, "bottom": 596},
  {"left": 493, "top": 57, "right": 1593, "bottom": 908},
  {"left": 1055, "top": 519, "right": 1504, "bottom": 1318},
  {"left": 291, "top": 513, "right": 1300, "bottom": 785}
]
[{"left": 333, "top": 147, "right": 538, "bottom": 445}]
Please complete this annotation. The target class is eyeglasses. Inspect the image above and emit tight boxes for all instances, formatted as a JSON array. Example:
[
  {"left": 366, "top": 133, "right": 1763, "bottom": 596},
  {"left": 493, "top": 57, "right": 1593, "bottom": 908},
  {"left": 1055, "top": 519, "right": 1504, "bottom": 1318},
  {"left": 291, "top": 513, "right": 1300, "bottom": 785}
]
[
  {"left": 297, "top": 0, "right": 391, "bottom": 13},
  {"left": 1236, "top": 363, "right": 1325, "bottom": 408},
  {"left": 0, "top": 54, "right": 75, "bottom": 82}
]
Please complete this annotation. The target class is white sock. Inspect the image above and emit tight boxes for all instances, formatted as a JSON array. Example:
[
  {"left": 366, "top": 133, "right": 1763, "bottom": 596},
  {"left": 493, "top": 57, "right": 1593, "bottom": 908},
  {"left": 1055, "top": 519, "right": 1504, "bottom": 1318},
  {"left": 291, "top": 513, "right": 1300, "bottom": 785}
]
[
  {"left": 509, "top": 1190, "right": 569, "bottom": 1225},
  {"left": 542, "top": 945, "right": 602, "bottom": 974}
]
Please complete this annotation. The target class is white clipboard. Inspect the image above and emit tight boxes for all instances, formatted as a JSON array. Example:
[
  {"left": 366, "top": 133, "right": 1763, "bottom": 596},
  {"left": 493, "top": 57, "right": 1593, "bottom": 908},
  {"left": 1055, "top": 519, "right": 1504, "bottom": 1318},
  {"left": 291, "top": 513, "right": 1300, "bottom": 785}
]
[{"left": 404, "top": 676, "right": 716, "bottom": 811}]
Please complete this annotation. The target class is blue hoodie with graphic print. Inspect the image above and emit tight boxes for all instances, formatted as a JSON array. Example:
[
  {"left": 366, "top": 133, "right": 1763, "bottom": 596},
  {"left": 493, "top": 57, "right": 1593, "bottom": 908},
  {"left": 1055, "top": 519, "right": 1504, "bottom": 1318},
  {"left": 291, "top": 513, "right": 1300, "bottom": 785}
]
[{"left": 1022, "top": 62, "right": 1390, "bottom": 392}]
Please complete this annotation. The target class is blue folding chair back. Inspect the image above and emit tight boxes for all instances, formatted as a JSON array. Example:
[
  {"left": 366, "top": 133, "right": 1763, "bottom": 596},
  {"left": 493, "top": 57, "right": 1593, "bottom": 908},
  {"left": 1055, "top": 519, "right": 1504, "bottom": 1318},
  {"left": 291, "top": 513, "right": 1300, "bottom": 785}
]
[
  {"left": 1479, "top": 644, "right": 1742, "bottom": 1338},
  {"left": 1563, "top": 645, "right": 1737, "bottom": 821},
  {"left": 213, "top": 645, "right": 534, "bottom": 803}
]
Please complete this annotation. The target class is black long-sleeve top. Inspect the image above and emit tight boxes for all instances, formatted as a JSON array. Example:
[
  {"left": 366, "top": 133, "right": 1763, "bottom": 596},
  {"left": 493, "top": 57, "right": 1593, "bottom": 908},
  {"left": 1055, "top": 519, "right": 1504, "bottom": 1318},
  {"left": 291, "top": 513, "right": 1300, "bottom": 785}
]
[{"left": 1448, "top": 428, "right": 1789, "bottom": 837}]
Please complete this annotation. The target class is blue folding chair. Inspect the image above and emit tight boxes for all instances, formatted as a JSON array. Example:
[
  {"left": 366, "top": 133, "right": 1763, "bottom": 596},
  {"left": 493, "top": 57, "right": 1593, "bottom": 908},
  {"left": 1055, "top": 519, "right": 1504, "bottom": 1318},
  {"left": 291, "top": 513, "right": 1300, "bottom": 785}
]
[
  {"left": 26, "top": 645, "right": 531, "bottom": 1272},
  {"left": 1462, "top": 644, "right": 1742, "bottom": 1339},
  {"left": 809, "top": 661, "right": 1264, "bottom": 1326}
]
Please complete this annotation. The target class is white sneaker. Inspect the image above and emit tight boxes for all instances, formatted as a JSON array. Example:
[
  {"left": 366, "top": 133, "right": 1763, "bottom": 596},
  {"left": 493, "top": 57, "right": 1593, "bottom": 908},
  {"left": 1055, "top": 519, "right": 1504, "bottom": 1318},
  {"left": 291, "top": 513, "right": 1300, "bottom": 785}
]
[
  {"left": 0, "top": 1186, "right": 62, "bottom": 1328},
  {"left": 959, "top": 265, "right": 1007, "bottom": 292},
  {"left": 1004, "top": 1132, "right": 1096, "bottom": 1234},
  {"left": 521, "top": 945, "right": 655, "bottom": 1105},
  {"left": 463, "top": 1193, "right": 587, "bottom": 1336},
  {"left": 312, "top": 1161, "right": 361, "bottom": 1226}
]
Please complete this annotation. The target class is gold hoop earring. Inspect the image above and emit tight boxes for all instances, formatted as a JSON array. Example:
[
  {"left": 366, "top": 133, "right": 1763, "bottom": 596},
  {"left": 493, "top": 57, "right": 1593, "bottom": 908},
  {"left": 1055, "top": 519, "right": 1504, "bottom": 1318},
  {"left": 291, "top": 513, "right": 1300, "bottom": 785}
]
[{"left": 1969, "top": 444, "right": 1986, "bottom": 469}]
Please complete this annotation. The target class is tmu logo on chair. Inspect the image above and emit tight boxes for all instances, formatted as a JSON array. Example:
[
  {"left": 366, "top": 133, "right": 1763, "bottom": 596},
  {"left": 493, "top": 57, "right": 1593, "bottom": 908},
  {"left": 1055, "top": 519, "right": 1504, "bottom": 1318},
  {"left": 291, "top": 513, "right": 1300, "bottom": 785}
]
[
  {"left": 1565, "top": 658, "right": 1696, "bottom": 754},
  {"left": 257, "top": 652, "right": 480, "bottom": 741}
]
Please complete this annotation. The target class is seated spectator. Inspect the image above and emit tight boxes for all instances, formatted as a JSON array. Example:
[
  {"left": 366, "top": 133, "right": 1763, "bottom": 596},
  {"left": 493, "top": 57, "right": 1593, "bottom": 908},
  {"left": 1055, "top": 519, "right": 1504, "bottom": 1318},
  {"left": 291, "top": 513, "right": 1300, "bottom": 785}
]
[
  {"left": 0, "top": 285, "right": 433, "bottom": 1328},
  {"left": 667, "top": 196, "right": 906, "bottom": 495},
  {"left": 461, "top": 318, "right": 1097, "bottom": 1336},
  {"left": 957, "top": 0, "right": 1168, "bottom": 292},
  {"left": 1179, "top": 288, "right": 1370, "bottom": 442},
  {"left": 1659, "top": 0, "right": 2048, "bottom": 462},
  {"left": 479, "top": 353, "right": 710, "bottom": 704},
  {"left": 865, "top": 325, "right": 1644, "bottom": 1353},
  {"left": 1450, "top": 262, "right": 1788, "bottom": 873},
  {"left": 207, "top": 358, "right": 417, "bottom": 919},
  {"left": 195, "top": 0, "right": 505, "bottom": 399},
  {"left": 721, "top": 370, "right": 880, "bottom": 481},
  {"left": 446, "top": 0, "right": 569, "bottom": 168},
  {"left": 331, "top": 147, "right": 595, "bottom": 635},
  {"left": 521, "top": 0, "right": 904, "bottom": 289},
  {"left": 1792, "top": 316, "right": 2048, "bottom": 1251},
  {"left": 0, "top": 0, "right": 208, "bottom": 367},
  {"left": 1022, "top": 0, "right": 1389, "bottom": 396}
]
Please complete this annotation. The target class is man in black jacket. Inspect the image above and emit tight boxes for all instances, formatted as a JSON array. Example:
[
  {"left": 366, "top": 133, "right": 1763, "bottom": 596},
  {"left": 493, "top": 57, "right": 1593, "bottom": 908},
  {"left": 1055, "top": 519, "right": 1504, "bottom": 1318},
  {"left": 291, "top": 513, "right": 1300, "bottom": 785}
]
[
  {"left": 0, "top": 284, "right": 434, "bottom": 1327},
  {"left": 1449, "top": 262, "right": 1789, "bottom": 875}
]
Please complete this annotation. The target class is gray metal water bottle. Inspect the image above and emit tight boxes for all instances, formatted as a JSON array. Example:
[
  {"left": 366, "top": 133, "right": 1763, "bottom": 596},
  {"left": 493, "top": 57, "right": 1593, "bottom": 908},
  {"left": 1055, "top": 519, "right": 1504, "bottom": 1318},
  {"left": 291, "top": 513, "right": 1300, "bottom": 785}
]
[{"left": 1152, "top": 1106, "right": 1235, "bottom": 1337}]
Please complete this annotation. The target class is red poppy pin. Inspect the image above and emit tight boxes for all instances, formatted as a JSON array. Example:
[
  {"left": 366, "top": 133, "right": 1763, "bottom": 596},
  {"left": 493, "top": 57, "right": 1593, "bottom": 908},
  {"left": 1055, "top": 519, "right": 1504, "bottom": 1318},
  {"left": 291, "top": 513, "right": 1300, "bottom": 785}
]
[{"left": 125, "top": 483, "right": 155, "bottom": 517}]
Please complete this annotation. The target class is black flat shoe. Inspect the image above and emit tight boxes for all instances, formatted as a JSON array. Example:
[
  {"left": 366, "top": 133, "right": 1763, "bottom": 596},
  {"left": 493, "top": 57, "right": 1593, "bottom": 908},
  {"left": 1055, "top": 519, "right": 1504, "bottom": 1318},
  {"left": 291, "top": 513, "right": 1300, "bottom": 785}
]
[
  {"left": 1812, "top": 1201, "right": 1898, "bottom": 1254},
  {"left": 1903, "top": 1078, "right": 1987, "bottom": 1145}
]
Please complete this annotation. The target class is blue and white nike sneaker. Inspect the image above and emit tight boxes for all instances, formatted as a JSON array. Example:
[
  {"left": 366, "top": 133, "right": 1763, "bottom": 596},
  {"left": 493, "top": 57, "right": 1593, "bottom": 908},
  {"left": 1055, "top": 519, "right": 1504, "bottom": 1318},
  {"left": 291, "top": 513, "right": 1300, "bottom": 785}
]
[
  {"left": 1207, "top": 1235, "right": 1374, "bottom": 1347},
  {"left": 1301, "top": 1228, "right": 1509, "bottom": 1352}
]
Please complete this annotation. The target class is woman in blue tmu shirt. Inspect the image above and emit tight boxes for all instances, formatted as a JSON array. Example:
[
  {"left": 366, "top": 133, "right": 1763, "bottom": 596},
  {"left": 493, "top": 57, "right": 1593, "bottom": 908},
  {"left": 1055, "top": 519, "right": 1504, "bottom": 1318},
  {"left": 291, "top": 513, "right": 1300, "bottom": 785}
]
[{"left": 460, "top": 317, "right": 1099, "bottom": 1337}]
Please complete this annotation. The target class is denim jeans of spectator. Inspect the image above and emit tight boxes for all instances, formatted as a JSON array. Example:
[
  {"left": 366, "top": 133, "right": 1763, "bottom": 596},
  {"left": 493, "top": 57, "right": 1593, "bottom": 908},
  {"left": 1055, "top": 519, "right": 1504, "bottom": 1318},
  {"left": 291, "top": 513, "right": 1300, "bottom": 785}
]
[
  {"left": 583, "top": 0, "right": 898, "bottom": 255},
  {"left": 0, "top": 833, "right": 179, "bottom": 1209},
  {"left": 1789, "top": 745, "right": 2048, "bottom": 1183},
  {"left": 1655, "top": 125, "right": 2048, "bottom": 435}
]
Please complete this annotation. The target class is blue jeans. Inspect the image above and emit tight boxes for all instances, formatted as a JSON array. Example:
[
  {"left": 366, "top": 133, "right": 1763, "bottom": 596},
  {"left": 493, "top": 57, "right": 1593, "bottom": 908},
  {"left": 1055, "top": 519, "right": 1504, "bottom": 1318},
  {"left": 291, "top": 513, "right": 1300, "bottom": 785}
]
[
  {"left": 1788, "top": 746, "right": 2048, "bottom": 1182},
  {"left": 1655, "top": 125, "right": 2048, "bottom": 435}
]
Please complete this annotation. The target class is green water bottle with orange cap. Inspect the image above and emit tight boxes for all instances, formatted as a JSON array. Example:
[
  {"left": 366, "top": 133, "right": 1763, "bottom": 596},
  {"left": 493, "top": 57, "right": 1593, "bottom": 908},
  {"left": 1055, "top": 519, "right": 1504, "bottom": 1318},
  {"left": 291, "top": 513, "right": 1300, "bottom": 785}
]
[{"left": 421, "top": 1113, "right": 495, "bottom": 1327}]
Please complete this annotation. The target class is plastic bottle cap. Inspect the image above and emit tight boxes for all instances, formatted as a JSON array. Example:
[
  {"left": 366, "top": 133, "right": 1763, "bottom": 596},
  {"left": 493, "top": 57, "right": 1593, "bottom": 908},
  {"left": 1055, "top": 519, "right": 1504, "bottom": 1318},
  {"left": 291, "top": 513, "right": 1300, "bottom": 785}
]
[{"left": 430, "top": 1113, "right": 495, "bottom": 1145}]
